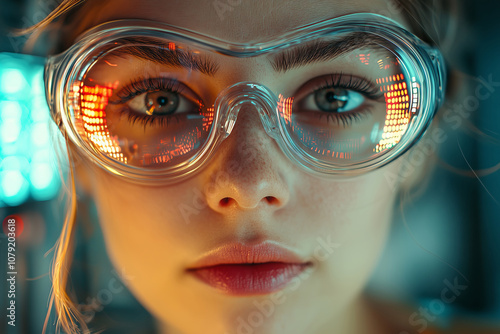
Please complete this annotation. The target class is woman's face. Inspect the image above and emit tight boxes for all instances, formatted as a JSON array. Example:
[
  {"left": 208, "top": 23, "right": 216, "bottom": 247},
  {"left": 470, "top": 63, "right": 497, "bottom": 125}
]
[{"left": 74, "top": 1, "right": 415, "bottom": 333}]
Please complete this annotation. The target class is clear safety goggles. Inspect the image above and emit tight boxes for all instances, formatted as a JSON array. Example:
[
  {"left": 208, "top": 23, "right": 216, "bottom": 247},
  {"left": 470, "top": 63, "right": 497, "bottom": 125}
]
[{"left": 10, "top": 13, "right": 448, "bottom": 184}]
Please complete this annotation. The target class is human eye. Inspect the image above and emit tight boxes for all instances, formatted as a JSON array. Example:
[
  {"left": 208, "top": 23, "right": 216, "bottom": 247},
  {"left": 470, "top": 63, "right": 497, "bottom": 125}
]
[
  {"left": 294, "top": 74, "right": 385, "bottom": 127},
  {"left": 108, "top": 77, "right": 204, "bottom": 129},
  {"left": 282, "top": 65, "right": 410, "bottom": 162},
  {"left": 78, "top": 72, "right": 213, "bottom": 167}
]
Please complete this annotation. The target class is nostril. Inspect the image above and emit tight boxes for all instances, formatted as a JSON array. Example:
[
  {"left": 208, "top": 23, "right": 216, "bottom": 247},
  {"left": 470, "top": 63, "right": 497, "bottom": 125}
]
[
  {"left": 218, "top": 196, "right": 279, "bottom": 208},
  {"left": 220, "top": 197, "right": 231, "bottom": 206},
  {"left": 265, "top": 196, "right": 279, "bottom": 205}
]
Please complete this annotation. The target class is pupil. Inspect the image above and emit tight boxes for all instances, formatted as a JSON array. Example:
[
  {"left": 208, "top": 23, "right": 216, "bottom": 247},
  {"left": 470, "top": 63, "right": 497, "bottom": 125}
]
[
  {"left": 325, "top": 91, "right": 336, "bottom": 103},
  {"left": 157, "top": 96, "right": 168, "bottom": 106}
]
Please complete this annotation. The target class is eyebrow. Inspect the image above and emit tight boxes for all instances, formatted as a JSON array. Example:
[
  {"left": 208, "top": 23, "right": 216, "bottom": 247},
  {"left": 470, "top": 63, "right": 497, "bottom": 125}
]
[
  {"left": 108, "top": 37, "right": 220, "bottom": 76},
  {"left": 270, "top": 33, "right": 389, "bottom": 72},
  {"left": 107, "top": 33, "right": 387, "bottom": 75}
]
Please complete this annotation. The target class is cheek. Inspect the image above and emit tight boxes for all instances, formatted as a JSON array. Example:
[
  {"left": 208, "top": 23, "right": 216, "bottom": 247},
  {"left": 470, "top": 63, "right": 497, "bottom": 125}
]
[
  {"left": 90, "top": 165, "right": 204, "bottom": 240},
  {"left": 92, "top": 180, "right": 187, "bottom": 249},
  {"left": 263, "top": 167, "right": 399, "bottom": 326},
  {"left": 283, "top": 166, "right": 399, "bottom": 244},
  {"left": 87, "top": 170, "right": 200, "bottom": 303}
]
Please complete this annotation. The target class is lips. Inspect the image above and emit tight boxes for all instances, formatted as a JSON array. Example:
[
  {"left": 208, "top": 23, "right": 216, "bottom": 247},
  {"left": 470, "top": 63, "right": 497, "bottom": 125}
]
[{"left": 187, "top": 242, "right": 311, "bottom": 296}]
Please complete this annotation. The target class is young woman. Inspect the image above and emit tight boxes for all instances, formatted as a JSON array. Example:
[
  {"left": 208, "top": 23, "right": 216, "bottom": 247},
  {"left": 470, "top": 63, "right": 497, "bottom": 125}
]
[{"left": 16, "top": 0, "right": 498, "bottom": 333}]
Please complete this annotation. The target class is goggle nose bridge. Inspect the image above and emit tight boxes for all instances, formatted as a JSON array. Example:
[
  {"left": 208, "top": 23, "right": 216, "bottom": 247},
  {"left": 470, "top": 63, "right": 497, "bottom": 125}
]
[{"left": 215, "top": 82, "right": 281, "bottom": 141}]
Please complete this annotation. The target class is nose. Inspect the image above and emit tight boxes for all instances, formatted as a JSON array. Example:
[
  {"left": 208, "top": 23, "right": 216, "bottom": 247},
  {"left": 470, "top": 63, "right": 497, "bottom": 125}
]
[{"left": 203, "top": 103, "right": 291, "bottom": 212}]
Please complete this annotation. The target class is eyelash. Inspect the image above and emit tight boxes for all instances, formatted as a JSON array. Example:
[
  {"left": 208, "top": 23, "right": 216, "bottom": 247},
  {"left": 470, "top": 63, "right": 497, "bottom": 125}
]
[
  {"left": 108, "top": 74, "right": 382, "bottom": 129},
  {"left": 113, "top": 77, "right": 183, "bottom": 102},
  {"left": 318, "top": 73, "right": 383, "bottom": 100},
  {"left": 109, "top": 77, "right": 191, "bottom": 128},
  {"left": 308, "top": 73, "right": 383, "bottom": 127}
]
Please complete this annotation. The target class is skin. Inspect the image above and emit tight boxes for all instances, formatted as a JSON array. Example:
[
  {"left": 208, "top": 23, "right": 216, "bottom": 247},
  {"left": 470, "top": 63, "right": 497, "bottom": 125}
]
[{"left": 69, "top": 1, "right": 426, "bottom": 333}]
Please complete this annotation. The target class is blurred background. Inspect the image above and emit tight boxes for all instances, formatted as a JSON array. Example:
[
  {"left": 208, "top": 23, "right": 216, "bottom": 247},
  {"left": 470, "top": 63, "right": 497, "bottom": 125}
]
[{"left": 0, "top": 0, "right": 499, "bottom": 333}]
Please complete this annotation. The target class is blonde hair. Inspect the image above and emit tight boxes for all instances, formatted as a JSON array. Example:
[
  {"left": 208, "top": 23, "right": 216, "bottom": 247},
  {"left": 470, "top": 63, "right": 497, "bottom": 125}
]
[
  {"left": 44, "top": 144, "right": 90, "bottom": 334},
  {"left": 17, "top": 1, "right": 459, "bottom": 333}
]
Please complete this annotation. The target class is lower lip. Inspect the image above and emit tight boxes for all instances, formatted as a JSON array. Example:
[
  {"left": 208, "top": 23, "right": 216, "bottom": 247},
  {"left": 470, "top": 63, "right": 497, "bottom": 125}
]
[{"left": 189, "top": 262, "right": 310, "bottom": 295}]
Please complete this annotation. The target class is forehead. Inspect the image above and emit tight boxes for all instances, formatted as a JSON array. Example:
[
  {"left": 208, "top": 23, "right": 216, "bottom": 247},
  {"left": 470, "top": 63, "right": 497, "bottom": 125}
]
[{"left": 72, "top": 0, "right": 406, "bottom": 43}]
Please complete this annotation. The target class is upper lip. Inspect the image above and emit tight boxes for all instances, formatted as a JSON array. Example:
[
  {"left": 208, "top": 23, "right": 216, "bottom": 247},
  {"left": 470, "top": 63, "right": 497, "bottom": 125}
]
[{"left": 187, "top": 241, "right": 309, "bottom": 269}]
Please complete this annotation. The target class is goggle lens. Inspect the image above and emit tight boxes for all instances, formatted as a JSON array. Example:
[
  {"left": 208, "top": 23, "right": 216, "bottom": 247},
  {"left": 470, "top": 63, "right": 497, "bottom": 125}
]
[{"left": 281, "top": 43, "right": 413, "bottom": 164}]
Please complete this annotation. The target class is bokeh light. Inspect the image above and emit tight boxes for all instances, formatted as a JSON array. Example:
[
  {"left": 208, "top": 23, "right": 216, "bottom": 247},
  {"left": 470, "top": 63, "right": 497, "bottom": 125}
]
[
  {"left": 0, "top": 170, "right": 29, "bottom": 206},
  {"left": 0, "top": 68, "right": 26, "bottom": 95},
  {"left": 0, "top": 53, "right": 65, "bottom": 206}
]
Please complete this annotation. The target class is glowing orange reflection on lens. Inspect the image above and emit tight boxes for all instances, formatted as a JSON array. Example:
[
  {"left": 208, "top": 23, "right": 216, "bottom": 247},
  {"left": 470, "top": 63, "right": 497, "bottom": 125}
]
[
  {"left": 80, "top": 84, "right": 127, "bottom": 163},
  {"left": 357, "top": 53, "right": 371, "bottom": 65},
  {"left": 374, "top": 74, "right": 411, "bottom": 153}
]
